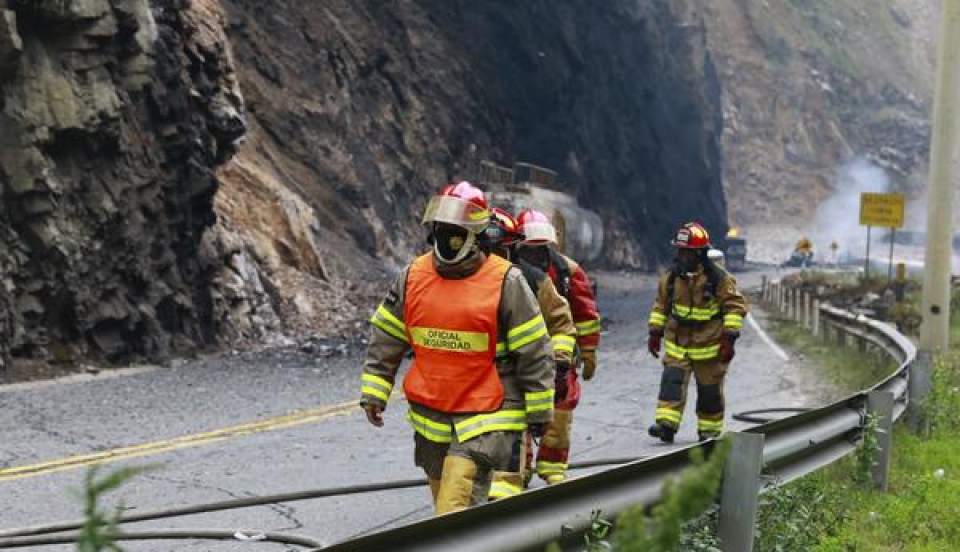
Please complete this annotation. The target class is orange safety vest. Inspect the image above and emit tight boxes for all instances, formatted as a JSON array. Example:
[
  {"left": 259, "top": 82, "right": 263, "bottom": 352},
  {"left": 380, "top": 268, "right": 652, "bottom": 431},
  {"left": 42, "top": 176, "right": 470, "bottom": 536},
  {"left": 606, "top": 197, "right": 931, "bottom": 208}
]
[{"left": 403, "top": 253, "right": 509, "bottom": 413}]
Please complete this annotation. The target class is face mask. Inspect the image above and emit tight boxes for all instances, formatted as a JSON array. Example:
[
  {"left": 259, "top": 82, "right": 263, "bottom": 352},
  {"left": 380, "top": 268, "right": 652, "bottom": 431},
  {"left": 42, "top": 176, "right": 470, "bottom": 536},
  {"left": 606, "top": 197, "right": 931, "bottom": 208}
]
[
  {"left": 516, "top": 245, "right": 551, "bottom": 271},
  {"left": 433, "top": 223, "right": 476, "bottom": 264},
  {"left": 675, "top": 251, "right": 701, "bottom": 273}
]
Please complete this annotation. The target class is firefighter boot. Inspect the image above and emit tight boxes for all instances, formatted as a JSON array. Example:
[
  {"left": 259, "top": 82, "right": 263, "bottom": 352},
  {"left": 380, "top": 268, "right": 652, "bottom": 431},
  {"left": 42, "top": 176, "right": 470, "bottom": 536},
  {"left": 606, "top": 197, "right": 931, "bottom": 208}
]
[{"left": 648, "top": 423, "right": 676, "bottom": 443}]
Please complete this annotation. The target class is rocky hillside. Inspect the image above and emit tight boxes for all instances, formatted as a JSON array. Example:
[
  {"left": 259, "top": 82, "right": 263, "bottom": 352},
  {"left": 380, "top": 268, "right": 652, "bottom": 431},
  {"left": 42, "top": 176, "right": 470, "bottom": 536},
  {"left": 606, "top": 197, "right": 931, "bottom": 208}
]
[
  {"left": 153, "top": 0, "right": 731, "bottom": 341},
  {"left": 701, "top": 0, "right": 937, "bottom": 260},
  {"left": 1, "top": 0, "right": 726, "bottom": 374},
  {"left": 0, "top": 0, "right": 245, "bottom": 375},
  {"left": 0, "top": 0, "right": 938, "bottom": 376}
]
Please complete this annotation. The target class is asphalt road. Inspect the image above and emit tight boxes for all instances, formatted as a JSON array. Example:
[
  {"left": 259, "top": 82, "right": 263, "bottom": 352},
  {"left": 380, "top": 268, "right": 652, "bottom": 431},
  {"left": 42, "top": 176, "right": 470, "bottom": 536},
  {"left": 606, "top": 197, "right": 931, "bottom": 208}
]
[{"left": 0, "top": 268, "right": 840, "bottom": 550}]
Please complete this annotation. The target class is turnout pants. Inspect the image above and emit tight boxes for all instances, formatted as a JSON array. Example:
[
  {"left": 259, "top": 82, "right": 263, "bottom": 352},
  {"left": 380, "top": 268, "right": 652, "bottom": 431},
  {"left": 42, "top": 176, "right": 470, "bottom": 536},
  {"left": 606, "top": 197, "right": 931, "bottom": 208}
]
[
  {"left": 653, "top": 356, "right": 727, "bottom": 437},
  {"left": 488, "top": 368, "right": 581, "bottom": 498},
  {"left": 415, "top": 430, "right": 523, "bottom": 514}
]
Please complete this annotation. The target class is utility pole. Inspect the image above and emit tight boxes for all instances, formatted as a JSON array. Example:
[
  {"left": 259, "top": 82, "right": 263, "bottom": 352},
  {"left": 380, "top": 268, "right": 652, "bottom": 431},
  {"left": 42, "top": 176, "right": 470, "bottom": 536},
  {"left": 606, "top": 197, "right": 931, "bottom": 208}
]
[{"left": 915, "top": 0, "right": 960, "bottom": 418}]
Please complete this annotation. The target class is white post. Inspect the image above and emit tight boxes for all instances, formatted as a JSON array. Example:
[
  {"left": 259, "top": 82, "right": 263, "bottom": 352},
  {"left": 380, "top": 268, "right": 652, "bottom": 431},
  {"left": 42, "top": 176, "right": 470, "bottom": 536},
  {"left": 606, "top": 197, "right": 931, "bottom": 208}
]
[{"left": 920, "top": 0, "right": 960, "bottom": 355}]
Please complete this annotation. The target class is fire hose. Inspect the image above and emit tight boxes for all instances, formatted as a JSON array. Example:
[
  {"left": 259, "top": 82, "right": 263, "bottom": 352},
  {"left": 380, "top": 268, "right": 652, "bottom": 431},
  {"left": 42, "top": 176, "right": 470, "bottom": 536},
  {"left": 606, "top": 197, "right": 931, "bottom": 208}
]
[
  {"left": 0, "top": 407, "right": 803, "bottom": 548},
  {"left": 0, "top": 455, "right": 645, "bottom": 548}
]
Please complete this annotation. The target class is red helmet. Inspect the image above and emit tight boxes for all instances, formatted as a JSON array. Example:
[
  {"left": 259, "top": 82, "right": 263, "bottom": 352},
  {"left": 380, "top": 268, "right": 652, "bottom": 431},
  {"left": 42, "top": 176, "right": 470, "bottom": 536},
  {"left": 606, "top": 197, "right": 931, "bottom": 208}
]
[
  {"left": 671, "top": 222, "right": 711, "bottom": 249},
  {"left": 421, "top": 181, "right": 490, "bottom": 233},
  {"left": 516, "top": 208, "right": 557, "bottom": 245},
  {"left": 487, "top": 207, "right": 524, "bottom": 246}
]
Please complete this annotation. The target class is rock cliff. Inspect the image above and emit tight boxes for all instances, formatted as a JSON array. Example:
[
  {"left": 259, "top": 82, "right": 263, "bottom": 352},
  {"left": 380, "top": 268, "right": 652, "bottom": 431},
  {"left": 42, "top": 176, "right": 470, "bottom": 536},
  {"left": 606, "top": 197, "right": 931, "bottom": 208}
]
[
  {"left": 0, "top": 0, "right": 244, "bottom": 373},
  {"left": 6, "top": 0, "right": 931, "bottom": 374}
]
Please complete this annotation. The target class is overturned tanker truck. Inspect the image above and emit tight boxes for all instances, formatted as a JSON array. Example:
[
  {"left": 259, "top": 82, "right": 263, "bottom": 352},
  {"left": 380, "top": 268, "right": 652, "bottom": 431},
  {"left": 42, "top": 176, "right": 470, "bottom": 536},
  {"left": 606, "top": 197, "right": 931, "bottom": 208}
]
[{"left": 476, "top": 161, "right": 604, "bottom": 264}]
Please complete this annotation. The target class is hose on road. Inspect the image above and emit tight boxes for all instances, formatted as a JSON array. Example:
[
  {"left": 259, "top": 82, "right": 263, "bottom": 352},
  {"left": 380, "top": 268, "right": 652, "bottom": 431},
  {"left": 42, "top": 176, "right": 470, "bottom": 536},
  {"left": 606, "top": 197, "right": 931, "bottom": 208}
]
[
  {"left": 732, "top": 407, "right": 812, "bottom": 424},
  {"left": 0, "top": 528, "right": 324, "bottom": 550},
  {"left": 0, "top": 455, "right": 644, "bottom": 540}
]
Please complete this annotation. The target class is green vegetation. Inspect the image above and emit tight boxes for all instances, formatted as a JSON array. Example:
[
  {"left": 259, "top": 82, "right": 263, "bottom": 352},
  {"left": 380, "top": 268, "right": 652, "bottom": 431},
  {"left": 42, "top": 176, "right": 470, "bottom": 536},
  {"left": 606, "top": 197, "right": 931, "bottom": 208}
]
[
  {"left": 76, "top": 464, "right": 154, "bottom": 552},
  {"left": 548, "top": 444, "right": 729, "bottom": 552},
  {"left": 769, "top": 317, "right": 896, "bottom": 391},
  {"left": 756, "top": 280, "right": 960, "bottom": 551},
  {"left": 611, "top": 443, "right": 729, "bottom": 552}
]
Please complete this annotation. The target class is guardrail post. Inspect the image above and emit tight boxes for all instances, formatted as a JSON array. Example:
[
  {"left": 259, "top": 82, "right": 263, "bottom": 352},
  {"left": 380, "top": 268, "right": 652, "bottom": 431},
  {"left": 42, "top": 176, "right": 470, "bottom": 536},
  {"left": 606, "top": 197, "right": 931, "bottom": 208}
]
[
  {"left": 803, "top": 292, "right": 811, "bottom": 329},
  {"left": 718, "top": 432, "right": 764, "bottom": 552},
  {"left": 867, "top": 390, "right": 895, "bottom": 491},
  {"left": 812, "top": 300, "right": 820, "bottom": 336},
  {"left": 761, "top": 276, "right": 768, "bottom": 304},
  {"left": 836, "top": 323, "right": 846, "bottom": 347},
  {"left": 907, "top": 350, "right": 935, "bottom": 434}
]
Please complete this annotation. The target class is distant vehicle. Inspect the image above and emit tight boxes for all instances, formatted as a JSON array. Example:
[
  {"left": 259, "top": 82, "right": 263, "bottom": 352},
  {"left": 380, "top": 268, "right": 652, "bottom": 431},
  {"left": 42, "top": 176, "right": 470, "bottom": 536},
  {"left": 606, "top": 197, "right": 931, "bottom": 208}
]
[
  {"left": 783, "top": 249, "right": 815, "bottom": 268},
  {"left": 722, "top": 232, "right": 747, "bottom": 271},
  {"left": 477, "top": 160, "right": 604, "bottom": 264}
]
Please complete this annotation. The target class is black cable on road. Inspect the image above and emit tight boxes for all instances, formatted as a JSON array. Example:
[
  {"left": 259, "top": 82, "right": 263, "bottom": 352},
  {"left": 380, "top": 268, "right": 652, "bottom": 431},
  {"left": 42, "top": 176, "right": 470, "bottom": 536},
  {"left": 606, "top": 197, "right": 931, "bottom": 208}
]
[
  {"left": 0, "top": 479, "right": 426, "bottom": 539},
  {"left": 0, "top": 455, "right": 646, "bottom": 539},
  {"left": 0, "top": 528, "right": 324, "bottom": 550},
  {"left": 732, "top": 407, "right": 811, "bottom": 424}
]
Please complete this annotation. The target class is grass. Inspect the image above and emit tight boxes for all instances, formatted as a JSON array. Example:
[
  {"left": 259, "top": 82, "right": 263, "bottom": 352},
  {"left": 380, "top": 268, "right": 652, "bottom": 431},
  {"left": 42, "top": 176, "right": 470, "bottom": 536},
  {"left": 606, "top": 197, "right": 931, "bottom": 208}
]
[
  {"left": 753, "top": 279, "right": 960, "bottom": 552},
  {"left": 767, "top": 314, "right": 897, "bottom": 392}
]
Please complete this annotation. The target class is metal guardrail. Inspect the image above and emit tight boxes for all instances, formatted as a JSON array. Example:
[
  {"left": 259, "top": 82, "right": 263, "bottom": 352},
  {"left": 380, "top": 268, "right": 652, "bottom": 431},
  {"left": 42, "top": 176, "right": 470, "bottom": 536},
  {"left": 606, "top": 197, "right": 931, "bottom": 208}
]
[{"left": 318, "top": 279, "right": 917, "bottom": 551}]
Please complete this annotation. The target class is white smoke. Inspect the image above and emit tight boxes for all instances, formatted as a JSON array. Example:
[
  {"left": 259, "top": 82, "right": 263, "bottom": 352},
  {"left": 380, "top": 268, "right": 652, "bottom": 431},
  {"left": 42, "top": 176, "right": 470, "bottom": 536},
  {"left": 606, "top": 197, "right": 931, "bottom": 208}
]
[{"left": 808, "top": 157, "right": 893, "bottom": 263}]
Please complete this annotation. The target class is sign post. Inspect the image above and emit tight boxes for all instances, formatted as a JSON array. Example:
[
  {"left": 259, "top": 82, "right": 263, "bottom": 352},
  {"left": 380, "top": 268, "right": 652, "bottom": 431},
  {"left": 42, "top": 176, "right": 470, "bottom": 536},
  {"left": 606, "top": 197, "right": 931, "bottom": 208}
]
[{"left": 859, "top": 192, "right": 905, "bottom": 281}]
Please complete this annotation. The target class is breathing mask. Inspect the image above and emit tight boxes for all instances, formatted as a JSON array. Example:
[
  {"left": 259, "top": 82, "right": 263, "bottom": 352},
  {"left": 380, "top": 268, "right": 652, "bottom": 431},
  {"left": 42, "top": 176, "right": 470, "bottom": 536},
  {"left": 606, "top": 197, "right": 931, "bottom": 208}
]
[{"left": 433, "top": 223, "right": 476, "bottom": 264}]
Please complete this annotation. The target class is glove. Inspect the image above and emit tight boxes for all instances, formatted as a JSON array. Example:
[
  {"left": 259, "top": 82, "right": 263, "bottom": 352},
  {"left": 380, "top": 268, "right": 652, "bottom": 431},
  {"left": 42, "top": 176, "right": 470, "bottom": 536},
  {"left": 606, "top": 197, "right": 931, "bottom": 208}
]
[
  {"left": 647, "top": 330, "right": 663, "bottom": 358},
  {"left": 580, "top": 349, "right": 597, "bottom": 381},
  {"left": 361, "top": 401, "right": 385, "bottom": 427},
  {"left": 719, "top": 333, "right": 738, "bottom": 363},
  {"left": 554, "top": 361, "right": 570, "bottom": 401},
  {"left": 527, "top": 422, "right": 547, "bottom": 439}
]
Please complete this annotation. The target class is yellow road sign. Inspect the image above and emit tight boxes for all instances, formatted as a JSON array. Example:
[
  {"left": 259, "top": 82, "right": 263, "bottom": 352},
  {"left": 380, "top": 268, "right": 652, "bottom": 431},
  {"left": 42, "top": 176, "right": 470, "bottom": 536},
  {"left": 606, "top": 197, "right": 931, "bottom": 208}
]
[{"left": 859, "top": 192, "right": 904, "bottom": 228}]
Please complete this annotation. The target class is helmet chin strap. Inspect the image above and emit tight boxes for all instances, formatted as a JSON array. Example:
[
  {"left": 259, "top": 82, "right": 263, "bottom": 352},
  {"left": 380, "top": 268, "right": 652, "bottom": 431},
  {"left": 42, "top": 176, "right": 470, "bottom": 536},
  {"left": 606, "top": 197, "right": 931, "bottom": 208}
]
[{"left": 434, "top": 230, "right": 477, "bottom": 264}]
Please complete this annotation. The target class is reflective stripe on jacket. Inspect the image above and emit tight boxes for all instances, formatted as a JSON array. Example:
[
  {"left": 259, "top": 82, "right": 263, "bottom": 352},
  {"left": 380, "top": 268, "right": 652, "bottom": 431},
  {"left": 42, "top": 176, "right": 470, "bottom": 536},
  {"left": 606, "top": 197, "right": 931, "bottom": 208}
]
[
  {"left": 547, "top": 254, "right": 601, "bottom": 351},
  {"left": 647, "top": 266, "right": 747, "bottom": 360},
  {"left": 360, "top": 250, "right": 555, "bottom": 442}
]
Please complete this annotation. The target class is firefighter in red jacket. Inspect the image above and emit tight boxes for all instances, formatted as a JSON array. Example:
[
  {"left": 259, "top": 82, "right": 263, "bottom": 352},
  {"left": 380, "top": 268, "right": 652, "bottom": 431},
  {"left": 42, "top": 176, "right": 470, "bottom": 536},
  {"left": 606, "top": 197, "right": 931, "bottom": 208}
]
[
  {"left": 484, "top": 207, "right": 577, "bottom": 499},
  {"left": 359, "top": 182, "right": 555, "bottom": 514},
  {"left": 513, "top": 208, "right": 601, "bottom": 484},
  {"left": 646, "top": 222, "right": 748, "bottom": 443}
]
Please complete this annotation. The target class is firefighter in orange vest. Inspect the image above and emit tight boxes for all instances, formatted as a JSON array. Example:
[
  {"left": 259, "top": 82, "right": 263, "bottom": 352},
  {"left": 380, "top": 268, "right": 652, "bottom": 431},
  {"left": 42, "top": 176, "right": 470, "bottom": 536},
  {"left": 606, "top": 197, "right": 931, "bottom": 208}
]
[
  {"left": 359, "top": 182, "right": 555, "bottom": 514},
  {"left": 646, "top": 222, "right": 748, "bottom": 443},
  {"left": 513, "top": 208, "right": 602, "bottom": 484},
  {"left": 483, "top": 207, "right": 577, "bottom": 499}
]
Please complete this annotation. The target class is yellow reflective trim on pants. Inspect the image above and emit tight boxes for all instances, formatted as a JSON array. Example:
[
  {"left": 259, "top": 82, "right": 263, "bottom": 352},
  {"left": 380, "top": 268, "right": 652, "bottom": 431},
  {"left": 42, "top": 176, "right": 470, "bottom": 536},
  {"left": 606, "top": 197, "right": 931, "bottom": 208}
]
[
  {"left": 360, "top": 373, "right": 393, "bottom": 401},
  {"left": 507, "top": 315, "right": 548, "bottom": 351},
  {"left": 697, "top": 419, "right": 724, "bottom": 432},
  {"left": 371, "top": 305, "right": 408, "bottom": 342},
  {"left": 656, "top": 408, "right": 682, "bottom": 424},
  {"left": 552, "top": 335, "right": 576, "bottom": 353},
  {"left": 489, "top": 480, "right": 523, "bottom": 499},
  {"left": 536, "top": 460, "right": 567, "bottom": 475},
  {"left": 406, "top": 410, "right": 452, "bottom": 443},
  {"left": 454, "top": 410, "right": 526, "bottom": 442}
]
